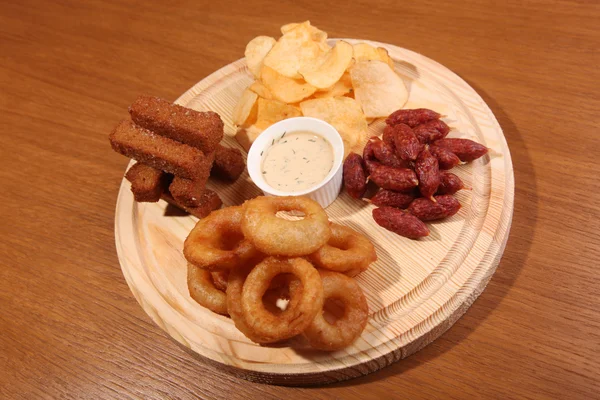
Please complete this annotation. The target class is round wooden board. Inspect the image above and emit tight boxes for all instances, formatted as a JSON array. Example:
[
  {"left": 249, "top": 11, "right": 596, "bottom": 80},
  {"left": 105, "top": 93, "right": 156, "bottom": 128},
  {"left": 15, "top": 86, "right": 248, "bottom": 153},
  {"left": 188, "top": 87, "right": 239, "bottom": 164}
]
[{"left": 115, "top": 39, "right": 514, "bottom": 386}]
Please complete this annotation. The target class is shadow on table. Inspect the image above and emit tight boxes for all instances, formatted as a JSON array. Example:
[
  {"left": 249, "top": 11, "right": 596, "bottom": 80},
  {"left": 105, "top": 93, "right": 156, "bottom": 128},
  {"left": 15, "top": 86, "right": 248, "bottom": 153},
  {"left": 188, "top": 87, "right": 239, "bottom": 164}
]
[{"left": 321, "top": 80, "right": 539, "bottom": 388}]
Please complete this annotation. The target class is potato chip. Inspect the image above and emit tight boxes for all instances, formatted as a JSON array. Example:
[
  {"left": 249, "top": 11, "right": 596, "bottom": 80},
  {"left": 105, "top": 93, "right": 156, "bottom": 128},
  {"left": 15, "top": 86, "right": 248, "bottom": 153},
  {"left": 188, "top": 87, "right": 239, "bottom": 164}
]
[
  {"left": 350, "top": 60, "right": 408, "bottom": 118},
  {"left": 245, "top": 36, "right": 276, "bottom": 78},
  {"left": 288, "top": 101, "right": 307, "bottom": 110},
  {"left": 232, "top": 88, "right": 258, "bottom": 127},
  {"left": 263, "top": 22, "right": 325, "bottom": 79},
  {"left": 313, "top": 72, "right": 353, "bottom": 98},
  {"left": 299, "top": 96, "right": 367, "bottom": 153},
  {"left": 352, "top": 43, "right": 380, "bottom": 61},
  {"left": 280, "top": 21, "right": 328, "bottom": 42},
  {"left": 255, "top": 98, "right": 302, "bottom": 130},
  {"left": 280, "top": 22, "right": 299, "bottom": 35},
  {"left": 261, "top": 65, "right": 316, "bottom": 104},
  {"left": 299, "top": 40, "right": 353, "bottom": 89},
  {"left": 353, "top": 43, "right": 394, "bottom": 69},
  {"left": 318, "top": 41, "right": 332, "bottom": 53},
  {"left": 249, "top": 80, "right": 273, "bottom": 99},
  {"left": 377, "top": 47, "right": 395, "bottom": 69}
]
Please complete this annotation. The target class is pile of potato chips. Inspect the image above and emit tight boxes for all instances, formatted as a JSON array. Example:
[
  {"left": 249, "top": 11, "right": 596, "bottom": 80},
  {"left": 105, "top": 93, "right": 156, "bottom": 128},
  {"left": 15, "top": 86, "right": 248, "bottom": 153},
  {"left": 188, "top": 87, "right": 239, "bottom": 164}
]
[{"left": 233, "top": 21, "right": 409, "bottom": 156}]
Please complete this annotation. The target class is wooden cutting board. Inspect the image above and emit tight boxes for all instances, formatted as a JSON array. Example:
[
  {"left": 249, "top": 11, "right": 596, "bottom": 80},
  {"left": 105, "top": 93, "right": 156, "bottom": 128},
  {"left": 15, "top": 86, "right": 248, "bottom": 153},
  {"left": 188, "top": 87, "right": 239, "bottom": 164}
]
[{"left": 114, "top": 39, "right": 514, "bottom": 385}]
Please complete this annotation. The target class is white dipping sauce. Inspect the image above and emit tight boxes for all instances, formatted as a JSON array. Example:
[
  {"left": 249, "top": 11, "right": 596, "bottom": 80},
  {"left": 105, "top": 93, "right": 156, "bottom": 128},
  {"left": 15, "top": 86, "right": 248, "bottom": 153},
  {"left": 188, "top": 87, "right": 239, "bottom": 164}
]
[{"left": 261, "top": 130, "right": 334, "bottom": 193}]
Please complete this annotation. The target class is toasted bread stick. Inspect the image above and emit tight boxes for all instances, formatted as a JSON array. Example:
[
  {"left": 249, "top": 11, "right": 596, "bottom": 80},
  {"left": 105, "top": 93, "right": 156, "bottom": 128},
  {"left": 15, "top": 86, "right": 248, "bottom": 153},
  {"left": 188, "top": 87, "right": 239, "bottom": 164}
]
[
  {"left": 211, "top": 145, "right": 245, "bottom": 181},
  {"left": 109, "top": 120, "right": 214, "bottom": 180},
  {"left": 124, "top": 162, "right": 170, "bottom": 202},
  {"left": 124, "top": 164, "right": 220, "bottom": 217},
  {"left": 161, "top": 190, "right": 222, "bottom": 219},
  {"left": 169, "top": 176, "right": 209, "bottom": 208},
  {"left": 129, "top": 95, "right": 223, "bottom": 152}
]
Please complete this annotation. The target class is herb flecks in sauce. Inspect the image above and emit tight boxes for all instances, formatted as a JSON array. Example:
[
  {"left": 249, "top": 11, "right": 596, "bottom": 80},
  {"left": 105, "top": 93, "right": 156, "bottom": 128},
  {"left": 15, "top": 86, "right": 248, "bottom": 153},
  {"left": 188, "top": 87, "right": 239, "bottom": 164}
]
[{"left": 261, "top": 131, "right": 334, "bottom": 193}]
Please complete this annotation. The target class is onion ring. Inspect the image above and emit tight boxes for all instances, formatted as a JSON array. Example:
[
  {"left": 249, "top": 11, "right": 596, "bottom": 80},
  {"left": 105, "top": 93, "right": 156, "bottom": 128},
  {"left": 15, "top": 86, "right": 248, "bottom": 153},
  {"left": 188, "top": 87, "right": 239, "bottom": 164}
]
[
  {"left": 226, "top": 266, "right": 301, "bottom": 343},
  {"left": 303, "top": 270, "right": 369, "bottom": 351},
  {"left": 226, "top": 266, "right": 264, "bottom": 343},
  {"left": 241, "top": 257, "right": 324, "bottom": 343},
  {"left": 184, "top": 206, "right": 261, "bottom": 271},
  {"left": 342, "top": 268, "right": 364, "bottom": 278},
  {"left": 187, "top": 263, "right": 228, "bottom": 315},
  {"left": 211, "top": 271, "right": 229, "bottom": 292},
  {"left": 241, "top": 196, "right": 331, "bottom": 256},
  {"left": 261, "top": 274, "right": 301, "bottom": 316},
  {"left": 308, "top": 223, "right": 377, "bottom": 275}
]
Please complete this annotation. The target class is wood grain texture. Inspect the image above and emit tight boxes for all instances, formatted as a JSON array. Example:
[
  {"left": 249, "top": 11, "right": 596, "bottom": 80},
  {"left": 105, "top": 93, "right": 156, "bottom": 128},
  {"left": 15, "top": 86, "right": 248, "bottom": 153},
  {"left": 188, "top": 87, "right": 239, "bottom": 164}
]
[
  {"left": 1, "top": 0, "right": 599, "bottom": 398},
  {"left": 115, "top": 40, "right": 513, "bottom": 385}
]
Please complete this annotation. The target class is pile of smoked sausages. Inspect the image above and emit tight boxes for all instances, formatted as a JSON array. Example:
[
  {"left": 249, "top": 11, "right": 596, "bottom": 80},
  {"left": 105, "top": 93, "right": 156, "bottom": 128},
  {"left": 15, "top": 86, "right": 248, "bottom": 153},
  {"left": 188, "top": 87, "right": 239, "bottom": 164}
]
[{"left": 343, "top": 108, "right": 488, "bottom": 239}]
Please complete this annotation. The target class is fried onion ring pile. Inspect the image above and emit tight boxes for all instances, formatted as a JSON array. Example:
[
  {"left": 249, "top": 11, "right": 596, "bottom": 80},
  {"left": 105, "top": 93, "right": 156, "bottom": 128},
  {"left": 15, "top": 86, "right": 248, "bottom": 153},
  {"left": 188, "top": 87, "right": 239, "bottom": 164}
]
[{"left": 183, "top": 195, "right": 377, "bottom": 351}]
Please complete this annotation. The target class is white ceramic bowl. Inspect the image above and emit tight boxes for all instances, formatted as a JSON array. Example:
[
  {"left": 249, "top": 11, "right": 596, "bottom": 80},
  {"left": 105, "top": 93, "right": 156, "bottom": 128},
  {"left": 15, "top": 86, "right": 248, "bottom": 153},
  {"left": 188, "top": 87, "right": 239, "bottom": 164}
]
[{"left": 247, "top": 117, "right": 344, "bottom": 208}]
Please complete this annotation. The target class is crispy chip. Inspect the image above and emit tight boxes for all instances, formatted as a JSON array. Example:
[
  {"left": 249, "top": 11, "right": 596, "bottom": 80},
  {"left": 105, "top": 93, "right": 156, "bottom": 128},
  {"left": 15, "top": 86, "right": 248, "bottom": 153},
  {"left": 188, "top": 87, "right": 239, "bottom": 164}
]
[
  {"left": 245, "top": 36, "right": 277, "bottom": 78},
  {"left": 349, "top": 60, "right": 408, "bottom": 118},
  {"left": 318, "top": 41, "right": 332, "bottom": 53},
  {"left": 353, "top": 43, "right": 394, "bottom": 69},
  {"left": 299, "top": 96, "right": 367, "bottom": 154},
  {"left": 237, "top": 25, "right": 401, "bottom": 154},
  {"left": 313, "top": 72, "right": 353, "bottom": 98},
  {"left": 299, "top": 40, "right": 353, "bottom": 89},
  {"left": 353, "top": 43, "right": 380, "bottom": 61},
  {"left": 280, "top": 21, "right": 328, "bottom": 42},
  {"left": 232, "top": 88, "right": 259, "bottom": 127},
  {"left": 377, "top": 47, "right": 395, "bottom": 69},
  {"left": 249, "top": 80, "right": 273, "bottom": 99},
  {"left": 263, "top": 22, "right": 325, "bottom": 79},
  {"left": 261, "top": 65, "right": 316, "bottom": 104},
  {"left": 255, "top": 98, "right": 302, "bottom": 130},
  {"left": 280, "top": 22, "right": 299, "bottom": 35}
]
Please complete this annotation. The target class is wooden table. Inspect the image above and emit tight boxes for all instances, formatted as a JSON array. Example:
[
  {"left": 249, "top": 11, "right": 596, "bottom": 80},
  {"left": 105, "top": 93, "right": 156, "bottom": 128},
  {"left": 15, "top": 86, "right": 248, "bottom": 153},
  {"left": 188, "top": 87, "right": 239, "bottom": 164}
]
[{"left": 2, "top": 0, "right": 598, "bottom": 398}]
